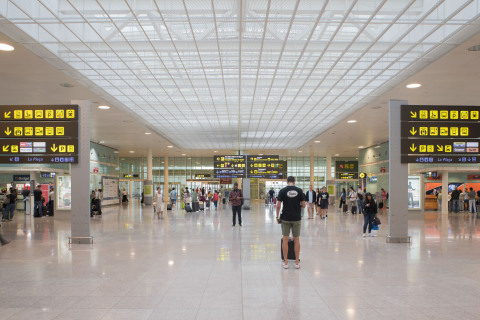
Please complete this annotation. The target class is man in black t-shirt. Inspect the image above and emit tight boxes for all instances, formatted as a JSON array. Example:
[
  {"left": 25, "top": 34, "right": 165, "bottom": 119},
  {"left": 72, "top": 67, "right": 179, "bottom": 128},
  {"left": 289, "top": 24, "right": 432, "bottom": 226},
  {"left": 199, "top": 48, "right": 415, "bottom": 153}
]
[
  {"left": 33, "top": 185, "right": 44, "bottom": 217},
  {"left": 276, "top": 176, "right": 305, "bottom": 269}
]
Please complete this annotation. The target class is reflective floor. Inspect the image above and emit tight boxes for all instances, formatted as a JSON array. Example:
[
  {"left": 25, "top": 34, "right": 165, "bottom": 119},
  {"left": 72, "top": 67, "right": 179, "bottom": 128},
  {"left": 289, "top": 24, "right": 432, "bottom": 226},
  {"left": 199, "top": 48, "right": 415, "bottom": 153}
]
[{"left": 1, "top": 202, "right": 480, "bottom": 320}]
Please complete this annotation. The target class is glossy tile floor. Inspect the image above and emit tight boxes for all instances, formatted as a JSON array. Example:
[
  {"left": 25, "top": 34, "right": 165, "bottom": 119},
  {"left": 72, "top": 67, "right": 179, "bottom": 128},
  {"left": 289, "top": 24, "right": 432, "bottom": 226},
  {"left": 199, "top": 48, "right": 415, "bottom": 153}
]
[{"left": 1, "top": 202, "right": 480, "bottom": 320}]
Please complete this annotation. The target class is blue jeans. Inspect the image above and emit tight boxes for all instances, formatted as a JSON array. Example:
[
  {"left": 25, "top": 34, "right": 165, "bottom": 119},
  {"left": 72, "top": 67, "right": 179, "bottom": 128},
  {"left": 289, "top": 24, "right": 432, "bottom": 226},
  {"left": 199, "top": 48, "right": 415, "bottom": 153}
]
[
  {"left": 232, "top": 205, "right": 242, "bottom": 226},
  {"left": 35, "top": 201, "right": 44, "bottom": 216},
  {"left": 357, "top": 199, "right": 364, "bottom": 214},
  {"left": 451, "top": 199, "right": 459, "bottom": 212},
  {"left": 363, "top": 212, "right": 376, "bottom": 233},
  {"left": 2, "top": 203, "right": 15, "bottom": 220}
]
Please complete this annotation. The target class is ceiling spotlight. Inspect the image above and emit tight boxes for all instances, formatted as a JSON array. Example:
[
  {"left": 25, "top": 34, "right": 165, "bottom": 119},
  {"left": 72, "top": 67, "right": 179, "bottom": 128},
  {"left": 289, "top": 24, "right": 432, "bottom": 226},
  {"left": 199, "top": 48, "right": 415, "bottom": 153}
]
[
  {"left": 335, "top": 154, "right": 340, "bottom": 156},
  {"left": 214, "top": 150, "right": 218, "bottom": 153},
  {"left": 167, "top": 146, "right": 173, "bottom": 148},
  {"left": 129, "top": 150, "right": 135, "bottom": 153},
  {"left": 406, "top": 83, "right": 421, "bottom": 89},
  {"left": 347, "top": 120, "right": 357, "bottom": 123},
  {"left": 0, "top": 43, "right": 14, "bottom": 51},
  {"left": 314, "top": 140, "right": 320, "bottom": 143},
  {"left": 358, "top": 146, "right": 364, "bottom": 149},
  {"left": 113, "top": 151, "right": 120, "bottom": 154},
  {"left": 99, "top": 140, "right": 105, "bottom": 144},
  {"left": 98, "top": 105, "right": 110, "bottom": 109},
  {"left": 298, "top": 150, "right": 303, "bottom": 153},
  {"left": 144, "top": 132, "right": 152, "bottom": 135},
  {"left": 181, "top": 153, "right": 186, "bottom": 156}
]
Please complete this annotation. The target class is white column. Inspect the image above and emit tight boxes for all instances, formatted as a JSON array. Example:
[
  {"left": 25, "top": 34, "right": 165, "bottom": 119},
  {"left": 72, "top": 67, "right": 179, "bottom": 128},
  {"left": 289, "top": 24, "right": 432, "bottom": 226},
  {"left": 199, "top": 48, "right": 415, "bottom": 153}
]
[
  {"left": 419, "top": 174, "right": 425, "bottom": 210},
  {"left": 310, "top": 153, "right": 314, "bottom": 187},
  {"left": 441, "top": 171, "right": 448, "bottom": 214},
  {"left": 164, "top": 156, "right": 169, "bottom": 203},
  {"left": 387, "top": 99, "right": 410, "bottom": 243},
  {"left": 144, "top": 149, "right": 153, "bottom": 205},
  {"left": 326, "top": 155, "right": 332, "bottom": 180},
  {"left": 70, "top": 100, "right": 91, "bottom": 244}
]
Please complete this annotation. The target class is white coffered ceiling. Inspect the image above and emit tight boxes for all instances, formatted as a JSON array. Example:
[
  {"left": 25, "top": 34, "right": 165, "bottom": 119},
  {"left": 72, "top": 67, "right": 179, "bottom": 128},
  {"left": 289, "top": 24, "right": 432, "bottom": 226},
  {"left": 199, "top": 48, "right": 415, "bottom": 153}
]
[{"left": 1, "top": 0, "right": 480, "bottom": 152}]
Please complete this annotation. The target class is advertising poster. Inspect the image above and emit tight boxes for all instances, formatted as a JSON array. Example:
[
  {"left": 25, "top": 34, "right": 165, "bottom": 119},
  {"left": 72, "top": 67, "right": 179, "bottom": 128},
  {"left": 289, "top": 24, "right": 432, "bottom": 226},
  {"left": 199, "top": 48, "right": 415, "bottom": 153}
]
[
  {"left": 408, "top": 176, "right": 421, "bottom": 209},
  {"left": 102, "top": 177, "right": 120, "bottom": 205}
]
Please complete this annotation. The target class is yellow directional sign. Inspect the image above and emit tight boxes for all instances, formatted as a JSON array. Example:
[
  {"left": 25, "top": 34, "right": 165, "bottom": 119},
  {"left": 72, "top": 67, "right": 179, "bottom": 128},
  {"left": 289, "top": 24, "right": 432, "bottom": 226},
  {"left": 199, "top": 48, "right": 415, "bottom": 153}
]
[
  {"left": 410, "top": 143, "right": 417, "bottom": 152},
  {"left": 419, "top": 110, "right": 428, "bottom": 119},
  {"left": 4, "top": 127, "right": 11, "bottom": 136},
  {"left": 440, "top": 110, "right": 448, "bottom": 119},
  {"left": 419, "top": 127, "right": 428, "bottom": 136},
  {"left": 440, "top": 127, "right": 449, "bottom": 136},
  {"left": 420, "top": 145, "right": 426, "bottom": 152},
  {"left": 46, "top": 110, "right": 54, "bottom": 119},
  {"left": 410, "top": 127, "right": 417, "bottom": 135},
  {"left": 51, "top": 144, "right": 58, "bottom": 152},
  {"left": 56, "top": 110, "right": 64, "bottom": 119},
  {"left": 430, "top": 127, "right": 438, "bottom": 136},
  {"left": 56, "top": 127, "right": 64, "bottom": 136},
  {"left": 45, "top": 127, "right": 54, "bottom": 136},
  {"left": 427, "top": 145, "right": 434, "bottom": 153},
  {"left": 11, "top": 145, "right": 18, "bottom": 153},
  {"left": 445, "top": 145, "right": 452, "bottom": 152},
  {"left": 35, "top": 110, "right": 43, "bottom": 119},
  {"left": 430, "top": 110, "right": 438, "bottom": 119},
  {"left": 2, "top": 145, "right": 9, "bottom": 152},
  {"left": 4, "top": 111, "right": 11, "bottom": 119},
  {"left": 450, "top": 127, "right": 458, "bottom": 136},
  {"left": 14, "top": 110, "right": 22, "bottom": 119},
  {"left": 24, "top": 110, "right": 33, "bottom": 119},
  {"left": 59, "top": 145, "right": 66, "bottom": 153},
  {"left": 460, "top": 127, "right": 469, "bottom": 136},
  {"left": 14, "top": 127, "right": 22, "bottom": 136},
  {"left": 472, "top": 111, "right": 479, "bottom": 120},
  {"left": 437, "top": 145, "right": 444, "bottom": 152},
  {"left": 25, "top": 127, "right": 33, "bottom": 136},
  {"left": 460, "top": 111, "right": 469, "bottom": 119},
  {"left": 450, "top": 110, "right": 458, "bottom": 119},
  {"left": 66, "top": 109, "right": 75, "bottom": 118},
  {"left": 410, "top": 111, "right": 417, "bottom": 118},
  {"left": 67, "top": 145, "right": 75, "bottom": 152},
  {"left": 35, "top": 127, "right": 44, "bottom": 136}
]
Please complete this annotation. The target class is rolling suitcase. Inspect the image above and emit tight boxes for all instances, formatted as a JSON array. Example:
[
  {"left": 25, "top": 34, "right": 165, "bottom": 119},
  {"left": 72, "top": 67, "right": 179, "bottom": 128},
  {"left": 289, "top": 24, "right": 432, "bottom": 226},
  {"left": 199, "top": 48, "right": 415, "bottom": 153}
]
[
  {"left": 352, "top": 205, "right": 357, "bottom": 214},
  {"left": 343, "top": 204, "right": 348, "bottom": 213},
  {"left": 192, "top": 201, "right": 199, "bottom": 212},
  {"left": 185, "top": 204, "right": 192, "bottom": 213},
  {"left": 223, "top": 198, "right": 226, "bottom": 204},
  {"left": 167, "top": 204, "right": 172, "bottom": 210},
  {"left": 281, "top": 238, "right": 296, "bottom": 261},
  {"left": 206, "top": 200, "right": 210, "bottom": 208}
]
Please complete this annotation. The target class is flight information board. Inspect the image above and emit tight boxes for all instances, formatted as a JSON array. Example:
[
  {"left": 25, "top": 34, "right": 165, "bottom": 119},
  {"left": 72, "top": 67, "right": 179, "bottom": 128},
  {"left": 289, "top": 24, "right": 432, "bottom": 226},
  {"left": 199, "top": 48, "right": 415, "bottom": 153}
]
[
  {"left": 0, "top": 105, "right": 78, "bottom": 163},
  {"left": 400, "top": 105, "right": 480, "bottom": 163},
  {"left": 214, "top": 155, "right": 247, "bottom": 178}
]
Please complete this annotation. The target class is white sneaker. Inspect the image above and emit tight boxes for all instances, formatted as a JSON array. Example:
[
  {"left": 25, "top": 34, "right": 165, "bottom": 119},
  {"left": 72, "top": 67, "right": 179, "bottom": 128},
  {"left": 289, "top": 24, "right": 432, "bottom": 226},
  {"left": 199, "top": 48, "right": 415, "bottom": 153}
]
[
  {"left": 295, "top": 263, "right": 300, "bottom": 269},
  {"left": 369, "top": 233, "right": 373, "bottom": 237},
  {"left": 283, "top": 263, "right": 289, "bottom": 269},
  {"left": 363, "top": 233, "right": 366, "bottom": 237},
  {"left": 371, "top": 233, "right": 377, "bottom": 237}
]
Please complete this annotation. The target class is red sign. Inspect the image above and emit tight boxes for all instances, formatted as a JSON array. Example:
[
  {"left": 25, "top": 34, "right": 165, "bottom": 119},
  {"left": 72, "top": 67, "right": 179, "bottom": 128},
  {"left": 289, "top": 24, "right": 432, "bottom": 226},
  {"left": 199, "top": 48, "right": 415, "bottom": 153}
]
[
  {"left": 380, "top": 167, "right": 386, "bottom": 173},
  {"left": 468, "top": 175, "right": 480, "bottom": 180},
  {"left": 93, "top": 167, "right": 99, "bottom": 173},
  {"left": 220, "top": 178, "right": 232, "bottom": 184}
]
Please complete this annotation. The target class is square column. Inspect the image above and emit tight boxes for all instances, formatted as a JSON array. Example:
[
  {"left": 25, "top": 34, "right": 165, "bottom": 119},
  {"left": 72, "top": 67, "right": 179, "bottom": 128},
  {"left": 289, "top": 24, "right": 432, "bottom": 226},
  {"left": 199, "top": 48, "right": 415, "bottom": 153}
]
[
  {"left": 441, "top": 171, "right": 449, "bottom": 214},
  {"left": 387, "top": 99, "right": 410, "bottom": 243}
]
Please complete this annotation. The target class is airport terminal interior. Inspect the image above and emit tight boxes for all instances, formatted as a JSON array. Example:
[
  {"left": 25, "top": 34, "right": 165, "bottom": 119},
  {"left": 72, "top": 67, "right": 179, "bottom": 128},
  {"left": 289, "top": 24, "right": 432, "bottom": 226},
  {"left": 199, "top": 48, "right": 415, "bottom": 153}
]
[{"left": 1, "top": 1, "right": 480, "bottom": 319}]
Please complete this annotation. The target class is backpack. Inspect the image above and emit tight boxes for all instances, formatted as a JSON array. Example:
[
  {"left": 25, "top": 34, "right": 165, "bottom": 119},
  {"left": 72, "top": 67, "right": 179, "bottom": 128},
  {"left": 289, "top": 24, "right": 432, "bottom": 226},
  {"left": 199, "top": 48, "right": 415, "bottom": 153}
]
[
  {"left": 357, "top": 193, "right": 364, "bottom": 200},
  {"left": 3, "top": 195, "right": 10, "bottom": 205},
  {"left": 386, "top": 192, "right": 389, "bottom": 199}
]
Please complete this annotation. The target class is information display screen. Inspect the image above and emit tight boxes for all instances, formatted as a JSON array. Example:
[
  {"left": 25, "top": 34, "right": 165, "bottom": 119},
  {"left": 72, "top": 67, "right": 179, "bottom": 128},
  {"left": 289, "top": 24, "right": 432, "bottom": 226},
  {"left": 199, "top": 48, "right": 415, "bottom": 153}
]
[
  {"left": 214, "top": 155, "right": 247, "bottom": 178},
  {"left": 335, "top": 161, "right": 358, "bottom": 172},
  {"left": 248, "top": 160, "right": 287, "bottom": 179},
  {"left": 0, "top": 105, "right": 78, "bottom": 164},
  {"left": 401, "top": 105, "right": 480, "bottom": 163},
  {"left": 336, "top": 172, "right": 358, "bottom": 180}
]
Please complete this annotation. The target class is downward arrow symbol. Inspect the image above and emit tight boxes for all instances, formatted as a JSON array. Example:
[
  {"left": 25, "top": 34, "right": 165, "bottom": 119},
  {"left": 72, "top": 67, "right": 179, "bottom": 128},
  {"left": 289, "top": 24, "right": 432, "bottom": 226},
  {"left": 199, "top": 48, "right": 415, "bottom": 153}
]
[{"left": 51, "top": 144, "right": 58, "bottom": 152}]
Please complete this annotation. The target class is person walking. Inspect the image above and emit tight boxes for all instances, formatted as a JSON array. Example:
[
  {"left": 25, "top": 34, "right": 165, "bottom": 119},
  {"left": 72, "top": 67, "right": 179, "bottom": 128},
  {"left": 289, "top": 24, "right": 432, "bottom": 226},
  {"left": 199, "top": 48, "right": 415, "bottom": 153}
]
[
  {"left": 2, "top": 188, "right": 17, "bottom": 221},
  {"left": 170, "top": 187, "right": 177, "bottom": 209},
  {"left": 224, "top": 189, "right": 229, "bottom": 205},
  {"left": 229, "top": 182, "right": 244, "bottom": 227},
  {"left": 318, "top": 187, "right": 330, "bottom": 219},
  {"left": 268, "top": 187, "right": 275, "bottom": 205},
  {"left": 348, "top": 187, "right": 357, "bottom": 214},
  {"left": 121, "top": 189, "right": 128, "bottom": 204},
  {"left": 276, "top": 176, "right": 305, "bottom": 269},
  {"left": 451, "top": 187, "right": 461, "bottom": 213},
  {"left": 304, "top": 185, "right": 316, "bottom": 219},
  {"left": 468, "top": 187, "right": 477, "bottom": 213},
  {"left": 183, "top": 187, "right": 191, "bottom": 207},
  {"left": 191, "top": 188, "right": 199, "bottom": 212},
  {"left": 339, "top": 187, "right": 346, "bottom": 210},
  {"left": 363, "top": 193, "right": 378, "bottom": 237},
  {"left": 154, "top": 187, "right": 164, "bottom": 219},
  {"left": 213, "top": 190, "right": 219, "bottom": 209},
  {"left": 22, "top": 187, "right": 30, "bottom": 211},
  {"left": 380, "top": 188, "right": 388, "bottom": 211},
  {"left": 315, "top": 188, "right": 321, "bottom": 215}
]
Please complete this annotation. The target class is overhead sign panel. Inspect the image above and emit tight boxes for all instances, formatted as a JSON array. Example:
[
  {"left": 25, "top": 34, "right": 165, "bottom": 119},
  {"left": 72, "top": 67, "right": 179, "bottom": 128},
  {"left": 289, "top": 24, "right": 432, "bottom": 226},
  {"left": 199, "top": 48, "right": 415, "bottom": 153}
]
[
  {"left": 0, "top": 105, "right": 78, "bottom": 164},
  {"left": 400, "top": 105, "right": 480, "bottom": 163},
  {"left": 248, "top": 160, "right": 287, "bottom": 179},
  {"left": 214, "top": 155, "right": 247, "bottom": 178},
  {"left": 213, "top": 155, "right": 287, "bottom": 179}
]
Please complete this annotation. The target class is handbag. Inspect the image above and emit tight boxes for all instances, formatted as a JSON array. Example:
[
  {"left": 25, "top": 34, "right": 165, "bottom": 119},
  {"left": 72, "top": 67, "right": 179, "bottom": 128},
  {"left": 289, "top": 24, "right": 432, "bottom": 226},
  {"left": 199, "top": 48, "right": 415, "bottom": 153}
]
[
  {"left": 372, "top": 224, "right": 379, "bottom": 230},
  {"left": 373, "top": 216, "right": 381, "bottom": 225}
]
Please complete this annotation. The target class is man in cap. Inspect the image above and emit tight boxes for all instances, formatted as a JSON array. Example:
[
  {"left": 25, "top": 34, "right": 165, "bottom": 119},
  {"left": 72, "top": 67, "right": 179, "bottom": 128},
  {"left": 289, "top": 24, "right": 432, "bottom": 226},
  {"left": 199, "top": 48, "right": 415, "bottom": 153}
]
[{"left": 229, "top": 182, "right": 244, "bottom": 227}]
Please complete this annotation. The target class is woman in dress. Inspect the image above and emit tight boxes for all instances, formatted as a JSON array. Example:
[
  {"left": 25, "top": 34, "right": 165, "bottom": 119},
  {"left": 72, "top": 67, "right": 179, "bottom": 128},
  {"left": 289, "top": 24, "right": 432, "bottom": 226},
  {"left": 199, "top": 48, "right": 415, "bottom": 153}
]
[{"left": 154, "top": 187, "right": 164, "bottom": 219}]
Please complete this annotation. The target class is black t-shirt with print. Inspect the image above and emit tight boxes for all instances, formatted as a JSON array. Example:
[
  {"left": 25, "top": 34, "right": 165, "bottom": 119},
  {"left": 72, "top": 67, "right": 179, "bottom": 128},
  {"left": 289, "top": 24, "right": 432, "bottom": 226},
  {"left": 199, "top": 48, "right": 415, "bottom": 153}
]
[
  {"left": 277, "top": 185, "right": 305, "bottom": 221},
  {"left": 318, "top": 191, "right": 329, "bottom": 203}
]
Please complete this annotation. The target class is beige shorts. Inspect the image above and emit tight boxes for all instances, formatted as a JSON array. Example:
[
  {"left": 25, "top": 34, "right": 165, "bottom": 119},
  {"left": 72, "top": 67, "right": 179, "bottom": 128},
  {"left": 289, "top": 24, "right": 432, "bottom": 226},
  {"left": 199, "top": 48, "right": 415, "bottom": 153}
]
[
  {"left": 307, "top": 202, "right": 315, "bottom": 209},
  {"left": 281, "top": 220, "right": 301, "bottom": 237}
]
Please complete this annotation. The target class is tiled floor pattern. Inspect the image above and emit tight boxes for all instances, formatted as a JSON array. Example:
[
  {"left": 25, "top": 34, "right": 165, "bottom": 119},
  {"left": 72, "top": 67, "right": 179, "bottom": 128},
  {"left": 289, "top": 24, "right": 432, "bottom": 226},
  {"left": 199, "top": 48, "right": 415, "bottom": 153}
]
[{"left": 1, "top": 202, "right": 480, "bottom": 319}]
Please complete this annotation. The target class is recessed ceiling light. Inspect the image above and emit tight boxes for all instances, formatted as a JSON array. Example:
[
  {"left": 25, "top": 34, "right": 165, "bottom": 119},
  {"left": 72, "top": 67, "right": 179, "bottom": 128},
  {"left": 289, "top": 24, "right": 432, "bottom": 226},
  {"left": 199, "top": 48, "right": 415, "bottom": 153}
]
[
  {"left": 98, "top": 105, "right": 110, "bottom": 109},
  {"left": 144, "top": 132, "right": 151, "bottom": 135},
  {"left": 358, "top": 146, "right": 364, "bottom": 149},
  {"left": 214, "top": 150, "right": 218, "bottom": 153},
  {"left": 335, "top": 154, "right": 340, "bottom": 156},
  {"left": 129, "top": 150, "right": 135, "bottom": 153},
  {"left": 114, "top": 151, "right": 119, "bottom": 154},
  {"left": 406, "top": 83, "right": 421, "bottom": 89},
  {"left": 347, "top": 120, "right": 357, "bottom": 123},
  {"left": 259, "top": 153, "right": 263, "bottom": 155},
  {"left": 298, "top": 150, "right": 303, "bottom": 153},
  {"left": 167, "top": 146, "right": 173, "bottom": 148},
  {"left": 99, "top": 140, "right": 105, "bottom": 144},
  {"left": 374, "top": 145, "right": 381, "bottom": 148},
  {"left": 0, "top": 43, "right": 14, "bottom": 51},
  {"left": 468, "top": 45, "right": 480, "bottom": 51},
  {"left": 314, "top": 140, "right": 320, "bottom": 143},
  {"left": 181, "top": 153, "right": 186, "bottom": 156}
]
